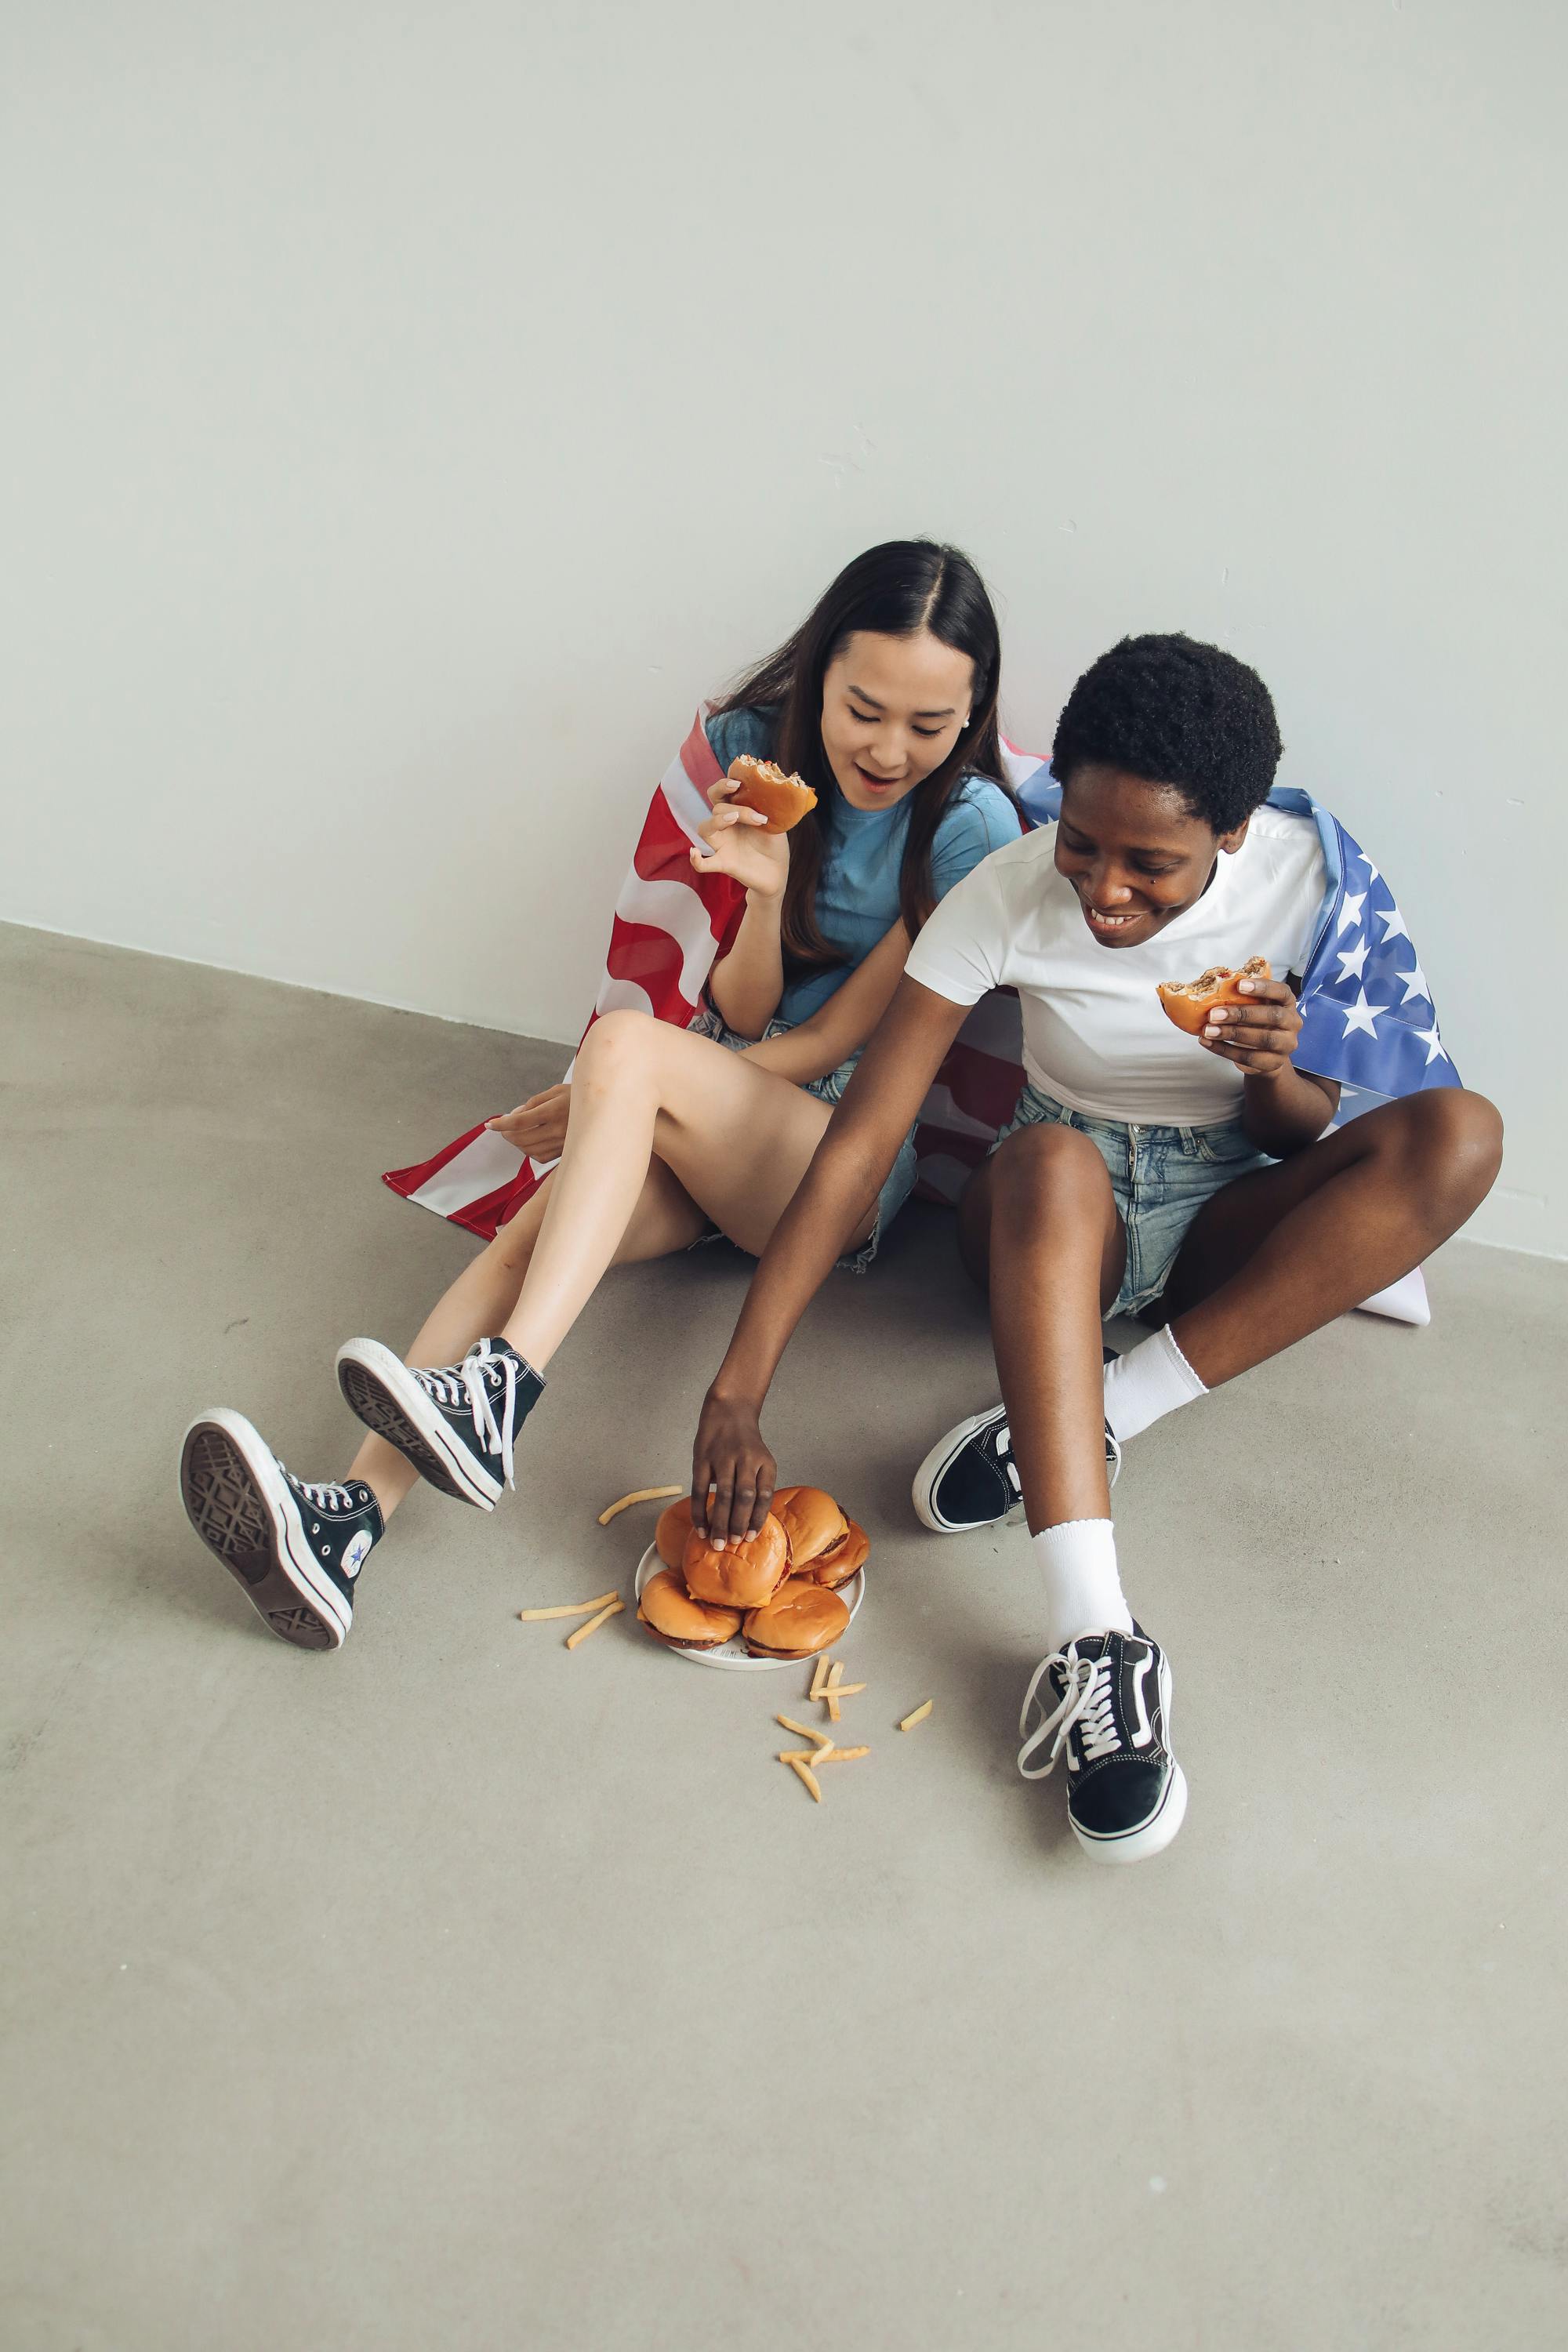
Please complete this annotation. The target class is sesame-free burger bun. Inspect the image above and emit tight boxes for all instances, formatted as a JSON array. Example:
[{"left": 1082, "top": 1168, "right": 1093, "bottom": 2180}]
[
  {"left": 809, "top": 1519, "right": 869, "bottom": 1588},
  {"left": 1156, "top": 956, "right": 1272, "bottom": 1036},
  {"left": 725, "top": 755, "right": 818, "bottom": 835},
  {"left": 682, "top": 1514, "right": 789, "bottom": 1610},
  {"left": 742, "top": 1577, "right": 851, "bottom": 1661},
  {"left": 654, "top": 1495, "right": 695, "bottom": 1570},
  {"left": 637, "top": 1568, "right": 742, "bottom": 1650},
  {"left": 771, "top": 1485, "right": 848, "bottom": 1567}
]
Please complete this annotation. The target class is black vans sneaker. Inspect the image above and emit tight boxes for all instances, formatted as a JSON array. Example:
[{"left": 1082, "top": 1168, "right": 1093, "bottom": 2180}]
[
  {"left": 1017, "top": 1625, "right": 1186, "bottom": 1863},
  {"left": 336, "top": 1336, "right": 544, "bottom": 1509},
  {"left": 180, "top": 1410, "right": 382, "bottom": 1651},
  {"left": 912, "top": 1396, "right": 1122, "bottom": 1534}
]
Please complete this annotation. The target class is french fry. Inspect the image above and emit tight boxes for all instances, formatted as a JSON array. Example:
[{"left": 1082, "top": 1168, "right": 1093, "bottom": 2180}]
[
  {"left": 815, "top": 1740, "right": 836, "bottom": 1766},
  {"left": 822, "top": 1746, "right": 870, "bottom": 1762},
  {"left": 518, "top": 1589, "right": 620, "bottom": 1621},
  {"left": 826, "top": 1693, "right": 841, "bottom": 1724},
  {"left": 898, "top": 1700, "right": 934, "bottom": 1731},
  {"left": 784, "top": 1755, "right": 823, "bottom": 1803},
  {"left": 827, "top": 1661, "right": 844, "bottom": 1690},
  {"left": 596, "top": 1483, "right": 683, "bottom": 1526},
  {"left": 776, "top": 1713, "right": 833, "bottom": 1749},
  {"left": 564, "top": 1597, "right": 624, "bottom": 1649},
  {"left": 825, "top": 1682, "right": 866, "bottom": 1697},
  {"left": 809, "top": 1655, "right": 832, "bottom": 1702}
]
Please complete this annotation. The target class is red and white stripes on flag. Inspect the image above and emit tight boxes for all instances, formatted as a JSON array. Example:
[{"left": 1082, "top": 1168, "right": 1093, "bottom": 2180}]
[{"left": 383, "top": 711, "right": 1047, "bottom": 1239}]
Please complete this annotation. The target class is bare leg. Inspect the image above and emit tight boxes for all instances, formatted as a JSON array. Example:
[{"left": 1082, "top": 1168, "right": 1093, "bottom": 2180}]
[
  {"left": 349, "top": 1152, "right": 710, "bottom": 1518},
  {"left": 496, "top": 1012, "right": 855, "bottom": 1373},
  {"left": 1153, "top": 1090, "right": 1503, "bottom": 1382},
  {"left": 956, "top": 1127, "right": 1127, "bottom": 1531}
]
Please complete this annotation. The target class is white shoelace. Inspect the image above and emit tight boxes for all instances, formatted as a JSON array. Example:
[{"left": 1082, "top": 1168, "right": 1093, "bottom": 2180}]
[
  {"left": 993, "top": 1421, "right": 1022, "bottom": 1497},
  {"left": 1017, "top": 1643, "right": 1121, "bottom": 1780},
  {"left": 417, "top": 1341, "right": 522, "bottom": 1490},
  {"left": 289, "top": 1473, "right": 361, "bottom": 1512}
]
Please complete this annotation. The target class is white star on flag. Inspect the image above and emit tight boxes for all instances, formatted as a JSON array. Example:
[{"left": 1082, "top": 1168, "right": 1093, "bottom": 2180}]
[
  {"left": 1414, "top": 1022, "right": 1448, "bottom": 1066},
  {"left": 1341, "top": 989, "right": 1382, "bottom": 1039},
  {"left": 1378, "top": 905, "right": 1411, "bottom": 944},
  {"left": 1336, "top": 939, "right": 1370, "bottom": 982},
  {"left": 1337, "top": 891, "right": 1366, "bottom": 937},
  {"left": 1360, "top": 855, "right": 1381, "bottom": 883},
  {"left": 1397, "top": 961, "right": 1431, "bottom": 1004}
]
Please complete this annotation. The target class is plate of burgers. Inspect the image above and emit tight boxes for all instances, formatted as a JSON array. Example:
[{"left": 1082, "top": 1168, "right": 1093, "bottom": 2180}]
[{"left": 634, "top": 1484, "right": 867, "bottom": 1671}]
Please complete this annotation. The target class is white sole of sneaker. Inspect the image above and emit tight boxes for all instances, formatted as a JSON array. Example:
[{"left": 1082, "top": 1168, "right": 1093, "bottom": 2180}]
[
  {"left": 1072, "top": 1650, "right": 1185, "bottom": 1864},
  {"left": 910, "top": 1408, "right": 1022, "bottom": 1534},
  {"left": 180, "top": 1409, "right": 350, "bottom": 1650},
  {"left": 335, "top": 1338, "right": 501, "bottom": 1509}
]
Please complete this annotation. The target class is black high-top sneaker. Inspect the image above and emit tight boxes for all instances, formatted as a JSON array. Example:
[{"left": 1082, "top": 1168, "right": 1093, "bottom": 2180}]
[
  {"left": 1017, "top": 1624, "right": 1186, "bottom": 1864},
  {"left": 335, "top": 1336, "right": 544, "bottom": 1509},
  {"left": 912, "top": 1377, "right": 1123, "bottom": 1535},
  {"left": 180, "top": 1410, "right": 383, "bottom": 1651}
]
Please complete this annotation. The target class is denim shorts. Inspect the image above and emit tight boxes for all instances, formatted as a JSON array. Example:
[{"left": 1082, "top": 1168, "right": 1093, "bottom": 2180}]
[
  {"left": 993, "top": 1082, "right": 1275, "bottom": 1319},
  {"left": 687, "top": 1008, "right": 920, "bottom": 1272}
]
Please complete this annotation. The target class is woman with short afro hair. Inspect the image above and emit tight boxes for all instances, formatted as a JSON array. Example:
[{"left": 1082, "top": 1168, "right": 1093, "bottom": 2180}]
[{"left": 688, "top": 632, "right": 1503, "bottom": 1867}]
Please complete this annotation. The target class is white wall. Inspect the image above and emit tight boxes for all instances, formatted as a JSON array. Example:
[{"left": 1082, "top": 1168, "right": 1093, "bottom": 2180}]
[{"left": 3, "top": 0, "right": 1562, "bottom": 1254}]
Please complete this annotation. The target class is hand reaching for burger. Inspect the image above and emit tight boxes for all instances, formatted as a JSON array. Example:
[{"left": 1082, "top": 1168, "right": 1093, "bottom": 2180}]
[
  {"left": 485, "top": 1083, "right": 571, "bottom": 1161},
  {"left": 691, "top": 782, "right": 790, "bottom": 899},
  {"left": 690, "top": 1388, "right": 777, "bottom": 1548},
  {"left": 1197, "top": 974, "right": 1303, "bottom": 1078}
]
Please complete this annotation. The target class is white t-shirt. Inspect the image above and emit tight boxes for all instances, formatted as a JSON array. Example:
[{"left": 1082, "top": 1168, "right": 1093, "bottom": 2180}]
[{"left": 905, "top": 805, "right": 1328, "bottom": 1126}]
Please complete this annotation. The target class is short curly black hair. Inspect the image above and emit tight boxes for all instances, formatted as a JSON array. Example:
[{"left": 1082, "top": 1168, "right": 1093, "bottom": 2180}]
[{"left": 1052, "top": 633, "right": 1283, "bottom": 834}]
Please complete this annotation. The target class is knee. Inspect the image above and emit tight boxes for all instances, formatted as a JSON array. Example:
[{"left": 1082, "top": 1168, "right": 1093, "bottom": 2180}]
[
  {"left": 576, "top": 1008, "right": 660, "bottom": 1083},
  {"left": 1380, "top": 1088, "right": 1504, "bottom": 1218},
  {"left": 991, "top": 1122, "right": 1110, "bottom": 1221}
]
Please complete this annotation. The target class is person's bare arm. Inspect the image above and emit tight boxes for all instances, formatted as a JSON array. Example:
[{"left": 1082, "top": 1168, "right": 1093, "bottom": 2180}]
[
  {"left": 691, "top": 975, "right": 971, "bottom": 1542},
  {"left": 738, "top": 921, "right": 913, "bottom": 1087},
  {"left": 1200, "top": 972, "right": 1340, "bottom": 1154}
]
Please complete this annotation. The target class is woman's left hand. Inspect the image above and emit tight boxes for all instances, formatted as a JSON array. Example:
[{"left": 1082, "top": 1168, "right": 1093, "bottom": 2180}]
[
  {"left": 1199, "top": 975, "right": 1303, "bottom": 1080},
  {"left": 485, "top": 1083, "right": 571, "bottom": 1159}
]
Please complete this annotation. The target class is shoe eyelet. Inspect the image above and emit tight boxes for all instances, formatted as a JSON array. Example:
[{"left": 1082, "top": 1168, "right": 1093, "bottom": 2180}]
[{"left": 311, "top": 1523, "right": 320, "bottom": 1534}]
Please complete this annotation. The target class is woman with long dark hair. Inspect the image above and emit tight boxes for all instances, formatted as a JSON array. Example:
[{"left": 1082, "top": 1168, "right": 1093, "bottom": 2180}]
[{"left": 180, "top": 540, "right": 1021, "bottom": 1650}]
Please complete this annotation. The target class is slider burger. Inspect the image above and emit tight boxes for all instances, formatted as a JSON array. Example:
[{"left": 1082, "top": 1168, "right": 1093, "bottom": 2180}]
[
  {"left": 681, "top": 1513, "right": 790, "bottom": 1610},
  {"left": 742, "top": 1577, "right": 851, "bottom": 1661},
  {"left": 637, "top": 1568, "right": 742, "bottom": 1652},
  {"left": 1156, "top": 956, "right": 1272, "bottom": 1036},
  {"left": 654, "top": 1494, "right": 695, "bottom": 1570},
  {"left": 770, "top": 1485, "right": 848, "bottom": 1570},
  {"left": 807, "top": 1519, "right": 869, "bottom": 1590},
  {"left": 725, "top": 755, "right": 818, "bottom": 835}
]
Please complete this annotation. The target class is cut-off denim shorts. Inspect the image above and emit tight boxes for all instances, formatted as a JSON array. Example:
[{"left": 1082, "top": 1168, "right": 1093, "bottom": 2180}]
[
  {"left": 993, "top": 1082, "right": 1275, "bottom": 1319},
  {"left": 687, "top": 1007, "right": 920, "bottom": 1273}
]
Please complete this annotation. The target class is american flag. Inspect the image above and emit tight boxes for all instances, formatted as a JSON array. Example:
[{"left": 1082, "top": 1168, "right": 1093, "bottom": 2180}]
[{"left": 383, "top": 730, "right": 1448, "bottom": 1323}]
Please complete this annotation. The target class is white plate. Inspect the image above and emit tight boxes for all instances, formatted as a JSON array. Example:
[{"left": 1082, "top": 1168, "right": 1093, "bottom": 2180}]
[{"left": 633, "top": 1541, "right": 865, "bottom": 1671}]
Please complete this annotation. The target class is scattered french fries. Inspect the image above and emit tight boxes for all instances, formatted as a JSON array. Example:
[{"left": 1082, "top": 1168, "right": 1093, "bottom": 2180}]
[
  {"left": 822, "top": 1746, "right": 869, "bottom": 1762},
  {"left": 596, "top": 1483, "right": 683, "bottom": 1526},
  {"left": 564, "top": 1598, "right": 624, "bottom": 1649},
  {"left": 784, "top": 1755, "right": 823, "bottom": 1803},
  {"left": 898, "top": 1700, "right": 934, "bottom": 1731},
  {"left": 776, "top": 1713, "right": 833, "bottom": 1751},
  {"left": 518, "top": 1589, "right": 619, "bottom": 1621}
]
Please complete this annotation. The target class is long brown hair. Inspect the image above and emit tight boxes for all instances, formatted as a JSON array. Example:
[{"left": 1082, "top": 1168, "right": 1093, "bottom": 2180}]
[{"left": 708, "top": 540, "right": 1012, "bottom": 970}]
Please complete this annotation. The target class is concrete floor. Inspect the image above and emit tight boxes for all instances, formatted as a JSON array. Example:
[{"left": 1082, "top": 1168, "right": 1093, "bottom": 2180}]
[{"left": 2, "top": 918, "right": 1565, "bottom": 2351}]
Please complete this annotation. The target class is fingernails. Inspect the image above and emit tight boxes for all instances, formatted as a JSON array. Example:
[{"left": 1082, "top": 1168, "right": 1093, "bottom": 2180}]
[{"left": 1238, "top": 979, "right": 1254, "bottom": 993}]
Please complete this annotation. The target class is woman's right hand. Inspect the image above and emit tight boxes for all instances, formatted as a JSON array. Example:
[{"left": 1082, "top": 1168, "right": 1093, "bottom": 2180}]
[
  {"left": 691, "top": 1386, "right": 777, "bottom": 1547},
  {"left": 691, "top": 785, "right": 790, "bottom": 900},
  {"left": 485, "top": 1083, "right": 571, "bottom": 1160}
]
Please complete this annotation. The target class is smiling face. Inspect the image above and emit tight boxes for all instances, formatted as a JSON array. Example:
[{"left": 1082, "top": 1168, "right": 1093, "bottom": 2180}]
[
  {"left": 819, "top": 630, "right": 976, "bottom": 812},
  {"left": 1054, "top": 763, "right": 1250, "bottom": 948}
]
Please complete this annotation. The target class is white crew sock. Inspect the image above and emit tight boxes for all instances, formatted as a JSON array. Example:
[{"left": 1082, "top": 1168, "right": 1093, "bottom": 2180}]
[
  {"left": 1033, "top": 1519, "right": 1134, "bottom": 1653},
  {"left": 1102, "top": 1325, "right": 1208, "bottom": 1444}
]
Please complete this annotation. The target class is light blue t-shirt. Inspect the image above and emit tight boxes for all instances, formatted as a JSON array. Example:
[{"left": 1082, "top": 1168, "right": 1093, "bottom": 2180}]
[{"left": 704, "top": 706, "right": 1020, "bottom": 1024}]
